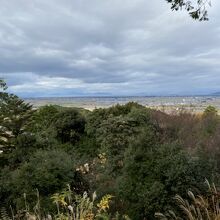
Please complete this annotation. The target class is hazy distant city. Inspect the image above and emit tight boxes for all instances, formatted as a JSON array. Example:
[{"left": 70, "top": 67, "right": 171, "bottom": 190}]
[{"left": 25, "top": 96, "right": 220, "bottom": 113}]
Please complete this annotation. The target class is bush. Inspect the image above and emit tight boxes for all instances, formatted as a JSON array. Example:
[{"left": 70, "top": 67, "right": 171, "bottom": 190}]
[
  {"left": 118, "top": 139, "right": 215, "bottom": 219},
  {"left": 30, "top": 105, "right": 59, "bottom": 132},
  {"left": 2, "top": 149, "right": 87, "bottom": 210},
  {"left": 54, "top": 109, "right": 85, "bottom": 144}
]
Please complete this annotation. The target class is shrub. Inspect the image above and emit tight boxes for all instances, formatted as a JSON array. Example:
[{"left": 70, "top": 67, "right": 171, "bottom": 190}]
[
  {"left": 3, "top": 149, "right": 87, "bottom": 210},
  {"left": 118, "top": 139, "right": 215, "bottom": 219},
  {"left": 54, "top": 109, "right": 85, "bottom": 144}
]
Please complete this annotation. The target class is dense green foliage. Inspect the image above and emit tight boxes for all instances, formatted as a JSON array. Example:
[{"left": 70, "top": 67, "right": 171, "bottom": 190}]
[{"left": 1, "top": 81, "right": 220, "bottom": 219}]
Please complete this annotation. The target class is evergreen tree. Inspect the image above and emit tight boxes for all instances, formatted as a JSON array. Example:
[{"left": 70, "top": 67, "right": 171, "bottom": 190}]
[{"left": 0, "top": 80, "right": 34, "bottom": 156}]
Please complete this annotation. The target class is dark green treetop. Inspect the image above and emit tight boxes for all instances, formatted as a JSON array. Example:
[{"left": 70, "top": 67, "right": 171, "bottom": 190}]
[{"left": 0, "top": 80, "right": 34, "bottom": 154}]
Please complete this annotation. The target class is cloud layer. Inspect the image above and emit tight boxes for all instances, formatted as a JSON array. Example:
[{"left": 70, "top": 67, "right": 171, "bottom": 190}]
[{"left": 1, "top": 0, "right": 220, "bottom": 97}]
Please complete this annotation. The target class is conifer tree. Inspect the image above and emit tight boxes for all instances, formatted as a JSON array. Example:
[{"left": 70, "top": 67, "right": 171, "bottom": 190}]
[{"left": 0, "top": 79, "right": 34, "bottom": 154}]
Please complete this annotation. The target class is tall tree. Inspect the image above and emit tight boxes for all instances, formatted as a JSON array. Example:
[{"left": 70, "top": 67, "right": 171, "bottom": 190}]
[{"left": 0, "top": 80, "right": 34, "bottom": 155}]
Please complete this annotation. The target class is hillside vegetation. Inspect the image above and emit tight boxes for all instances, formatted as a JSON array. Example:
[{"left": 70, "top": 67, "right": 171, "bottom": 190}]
[{"left": 1, "top": 80, "right": 220, "bottom": 219}]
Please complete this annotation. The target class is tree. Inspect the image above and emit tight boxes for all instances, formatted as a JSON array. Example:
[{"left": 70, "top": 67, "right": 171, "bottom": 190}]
[
  {"left": 31, "top": 105, "right": 59, "bottom": 132},
  {"left": 0, "top": 149, "right": 88, "bottom": 210},
  {"left": 0, "top": 79, "right": 8, "bottom": 151},
  {"left": 96, "top": 106, "right": 157, "bottom": 175},
  {"left": 0, "top": 82, "right": 34, "bottom": 155},
  {"left": 0, "top": 80, "right": 35, "bottom": 168},
  {"left": 54, "top": 109, "right": 86, "bottom": 145},
  {"left": 0, "top": 79, "right": 7, "bottom": 90},
  {"left": 118, "top": 139, "right": 215, "bottom": 219},
  {"left": 201, "top": 105, "right": 219, "bottom": 135},
  {"left": 166, "top": 0, "right": 211, "bottom": 21},
  {"left": 204, "top": 105, "right": 218, "bottom": 116}
]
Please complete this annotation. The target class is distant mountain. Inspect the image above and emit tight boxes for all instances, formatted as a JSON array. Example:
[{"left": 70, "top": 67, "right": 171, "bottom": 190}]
[{"left": 211, "top": 92, "right": 220, "bottom": 96}]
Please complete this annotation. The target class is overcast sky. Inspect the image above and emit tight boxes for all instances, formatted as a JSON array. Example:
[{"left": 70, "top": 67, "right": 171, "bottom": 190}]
[{"left": 0, "top": 0, "right": 220, "bottom": 97}]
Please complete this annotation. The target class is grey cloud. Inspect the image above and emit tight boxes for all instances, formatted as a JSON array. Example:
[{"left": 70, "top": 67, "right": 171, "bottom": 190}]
[{"left": 0, "top": 0, "right": 220, "bottom": 96}]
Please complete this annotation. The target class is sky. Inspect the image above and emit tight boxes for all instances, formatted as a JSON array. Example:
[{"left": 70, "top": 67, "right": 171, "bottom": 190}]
[{"left": 0, "top": 0, "right": 220, "bottom": 97}]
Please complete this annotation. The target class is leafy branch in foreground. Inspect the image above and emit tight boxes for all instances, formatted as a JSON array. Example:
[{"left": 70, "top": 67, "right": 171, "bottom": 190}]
[{"left": 166, "top": 0, "right": 211, "bottom": 21}]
